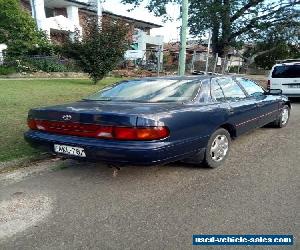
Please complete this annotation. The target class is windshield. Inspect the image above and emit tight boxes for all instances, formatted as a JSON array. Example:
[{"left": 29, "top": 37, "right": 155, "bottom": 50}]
[
  {"left": 85, "top": 79, "right": 201, "bottom": 102},
  {"left": 272, "top": 65, "right": 300, "bottom": 78}
]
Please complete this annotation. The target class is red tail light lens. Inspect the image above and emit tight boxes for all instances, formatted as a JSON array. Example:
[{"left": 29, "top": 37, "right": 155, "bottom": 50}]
[
  {"left": 267, "top": 80, "right": 271, "bottom": 90},
  {"left": 27, "top": 119, "right": 169, "bottom": 141},
  {"left": 27, "top": 119, "right": 37, "bottom": 130},
  {"left": 114, "top": 127, "right": 136, "bottom": 140},
  {"left": 137, "top": 127, "right": 169, "bottom": 140},
  {"left": 115, "top": 127, "right": 169, "bottom": 140}
]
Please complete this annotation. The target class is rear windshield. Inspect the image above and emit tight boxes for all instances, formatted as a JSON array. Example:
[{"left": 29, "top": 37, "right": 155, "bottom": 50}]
[
  {"left": 272, "top": 65, "right": 300, "bottom": 78},
  {"left": 85, "top": 79, "right": 201, "bottom": 102}
]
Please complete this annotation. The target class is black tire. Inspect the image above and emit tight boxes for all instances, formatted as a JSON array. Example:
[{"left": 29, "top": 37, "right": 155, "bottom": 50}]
[
  {"left": 203, "top": 128, "right": 231, "bottom": 168},
  {"left": 271, "top": 105, "right": 290, "bottom": 128}
]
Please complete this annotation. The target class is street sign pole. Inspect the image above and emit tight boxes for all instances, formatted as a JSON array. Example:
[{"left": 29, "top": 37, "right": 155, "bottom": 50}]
[{"left": 178, "top": 0, "right": 189, "bottom": 76}]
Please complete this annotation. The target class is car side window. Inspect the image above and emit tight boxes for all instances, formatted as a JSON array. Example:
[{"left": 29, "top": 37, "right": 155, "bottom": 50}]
[
  {"left": 217, "top": 78, "right": 246, "bottom": 101},
  {"left": 237, "top": 78, "right": 265, "bottom": 97},
  {"left": 211, "top": 79, "right": 226, "bottom": 102}
]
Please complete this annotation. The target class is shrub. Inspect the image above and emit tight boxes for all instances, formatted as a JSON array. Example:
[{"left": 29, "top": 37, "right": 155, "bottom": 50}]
[
  {"left": 61, "top": 18, "right": 130, "bottom": 84},
  {"left": 27, "top": 58, "right": 68, "bottom": 72},
  {"left": 0, "top": 65, "right": 16, "bottom": 75},
  {"left": 0, "top": 0, "right": 50, "bottom": 60}
]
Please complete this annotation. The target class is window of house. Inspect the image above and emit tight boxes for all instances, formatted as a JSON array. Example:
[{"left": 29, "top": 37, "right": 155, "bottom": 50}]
[
  {"left": 217, "top": 78, "right": 246, "bottom": 100},
  {"left": 45, "top": 8, "right": 54, "bottom": 18}
]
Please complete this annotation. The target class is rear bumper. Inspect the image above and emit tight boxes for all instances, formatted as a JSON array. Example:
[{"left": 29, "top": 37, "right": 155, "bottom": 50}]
[
  {"left": 280, "top": 90, "right": 300, "bottom": 97},
  {"left": 285, "top": 94, "right": 300, "bottom": 98},
  {"left": 24, "top": 130, "right": 208, "bottom": 166}
]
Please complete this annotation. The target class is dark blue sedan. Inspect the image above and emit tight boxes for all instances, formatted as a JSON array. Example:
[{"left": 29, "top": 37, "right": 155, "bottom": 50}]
[{"left": 24, "top": 76, "right": 290, "bottom": 168}]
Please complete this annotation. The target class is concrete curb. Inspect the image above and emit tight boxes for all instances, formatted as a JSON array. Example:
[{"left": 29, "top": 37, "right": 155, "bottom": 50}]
[{"left": 0, "top": 154, "right": 52, "bottom": 174}]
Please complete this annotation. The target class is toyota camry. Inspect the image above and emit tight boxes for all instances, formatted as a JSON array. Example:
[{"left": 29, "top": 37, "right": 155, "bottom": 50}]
[{"left": 24, "top": 76, "right": 290, "bottom": 168}]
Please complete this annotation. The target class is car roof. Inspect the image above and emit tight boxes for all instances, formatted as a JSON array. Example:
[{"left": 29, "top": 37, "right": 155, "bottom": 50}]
[
  {"left": 130, "top": 75, "right": 217, "bottom": 82},
  {"left": 273, "top": 62, "right": 300, "bottom": 67}
]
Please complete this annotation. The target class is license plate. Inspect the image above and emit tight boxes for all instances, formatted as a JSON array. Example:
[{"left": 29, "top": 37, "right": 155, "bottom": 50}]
[
  {"left": 54, "top": 144, "right": 86, "bottom": 157},
  {"left": 288, "top": 84, "right": 300, "bottom": 88}
]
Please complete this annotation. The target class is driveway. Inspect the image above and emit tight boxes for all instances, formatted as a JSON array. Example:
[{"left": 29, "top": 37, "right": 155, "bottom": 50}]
[{"left": 0, "top": 103, "right": 299, "bottom": 250}]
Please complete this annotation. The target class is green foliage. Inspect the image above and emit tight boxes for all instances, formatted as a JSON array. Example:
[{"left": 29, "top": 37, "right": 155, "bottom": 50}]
[
  {"left": 61, "top": 18, "right": 130, "bottom": 83},
  {"left": 122, "top": 0, "right": 299, "bottom": 57},
  {"left": 0, "top": 0, "right": 50, "bottom": 59},
  {"left": 26, "top": 58, "right": 68, "bottom": 72},
  {"left": 0, "top": 65, "right": 16, "bottom": 75},
  {"left": 245, "top": 20, "right": 300, "bottom": 69},
  {"left": 254, "top": 44, "right": 300, "bottom": 69}
]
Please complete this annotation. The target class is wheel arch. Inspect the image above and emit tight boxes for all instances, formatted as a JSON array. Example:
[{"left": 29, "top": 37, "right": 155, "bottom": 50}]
[
  {"left": 284, "top": 100, "right": 291, "bottom": 109},
  {"left": 220, "top": 123, "right": 237, "bottom": 138}
]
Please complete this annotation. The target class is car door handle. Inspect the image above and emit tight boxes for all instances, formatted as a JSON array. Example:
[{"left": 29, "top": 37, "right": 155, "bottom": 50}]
[
  {"left": 257, "top": 103, "right": 264, "bottom": 107},
  {"left": 227, "top": 108, "right": 234, "bottom": 114}
]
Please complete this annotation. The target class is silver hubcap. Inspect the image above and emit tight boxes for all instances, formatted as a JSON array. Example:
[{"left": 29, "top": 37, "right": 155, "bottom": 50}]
[
  {"left": 281, "top": 108, "right": 289, "bottom": 125},
  {"left": 210, "top": 135, "right": 229, "bottom": 162}
]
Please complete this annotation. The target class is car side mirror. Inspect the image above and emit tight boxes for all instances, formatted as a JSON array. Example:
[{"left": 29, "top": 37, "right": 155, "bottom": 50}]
[{"left": 266, "top": 89, "right": 282, "bottom": 95}]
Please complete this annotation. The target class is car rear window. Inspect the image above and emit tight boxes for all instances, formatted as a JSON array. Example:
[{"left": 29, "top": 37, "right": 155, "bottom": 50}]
[
  {"left": 272, "top": 65, "right": 300, "bottom": 78},
  {"left": 85, "top": 79, "right": 202, "bottom": 102}
]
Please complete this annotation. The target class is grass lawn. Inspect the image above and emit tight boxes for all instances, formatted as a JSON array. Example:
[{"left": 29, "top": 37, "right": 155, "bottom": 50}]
[{"left": 0, "top": 77, "right": 123, "bottom": 162}]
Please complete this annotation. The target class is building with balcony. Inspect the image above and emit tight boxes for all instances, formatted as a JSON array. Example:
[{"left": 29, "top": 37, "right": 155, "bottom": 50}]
[{"left": 20, "top": 0, "right": 164, "bottom": 61}]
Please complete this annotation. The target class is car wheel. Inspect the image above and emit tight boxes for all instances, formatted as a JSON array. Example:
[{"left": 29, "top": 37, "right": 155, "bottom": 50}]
[
  {"left": 272, "top": 105, "right": 290, "bottom": 128},
  {"left": 203, "top": 128, "right": 231, "bottom": 168}
]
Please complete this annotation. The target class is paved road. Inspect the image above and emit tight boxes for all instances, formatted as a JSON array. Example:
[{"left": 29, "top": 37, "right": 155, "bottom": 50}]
[{"left": 1, "top": 103, "right": 299, "bottom": 250}]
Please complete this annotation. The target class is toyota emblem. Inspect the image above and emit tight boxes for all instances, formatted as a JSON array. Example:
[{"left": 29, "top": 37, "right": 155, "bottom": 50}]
[{"left": 62, "top": 115, "right": 72, "bottom": 121}]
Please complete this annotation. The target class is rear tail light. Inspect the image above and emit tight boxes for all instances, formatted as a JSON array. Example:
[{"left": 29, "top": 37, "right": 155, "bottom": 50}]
[
  {"left": 267, "top": 80, "right": 271, "bottom": 90},
  {"left": 27, "top": 119, "right": 37, "bottom": 130},
  {"left": 27, "top": 119, "right": 169, "bottom": 141},
  {"left": 114, "top": 127, "right": 169, "bottom": 140}
]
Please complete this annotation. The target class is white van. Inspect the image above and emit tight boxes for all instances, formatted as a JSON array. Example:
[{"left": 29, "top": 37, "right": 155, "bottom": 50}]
[{"left": 268, "top": 61, "right": 300, "bottom": 98}]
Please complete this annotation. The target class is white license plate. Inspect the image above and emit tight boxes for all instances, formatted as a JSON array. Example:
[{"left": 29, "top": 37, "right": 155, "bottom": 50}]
[{"left": 54, "top": 144, "right": 86, "bottom": 157}]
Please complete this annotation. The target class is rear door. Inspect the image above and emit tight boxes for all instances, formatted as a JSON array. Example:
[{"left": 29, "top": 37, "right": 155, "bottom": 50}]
[
  {"left": 236, "top": 78, "right": 280, "bottom": 127},
  {"left": 214, "top": 77, "right": 259, "bottom": 135},
  {"left": 270, "top": 64, "right": 300, "bottom": 96}
]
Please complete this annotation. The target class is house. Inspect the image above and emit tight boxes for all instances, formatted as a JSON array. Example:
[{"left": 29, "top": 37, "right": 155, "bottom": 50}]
[
  {"left": 164, "top": 41, "right": 208, "bottom": 66},
  {"left": 20, "top": 0, "right": 164, "bottom": 61}
]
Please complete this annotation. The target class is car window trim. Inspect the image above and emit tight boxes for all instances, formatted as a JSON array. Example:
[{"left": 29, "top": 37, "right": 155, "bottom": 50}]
[{"left": 210, "top": 77, "right": 226, "bottom": 103}]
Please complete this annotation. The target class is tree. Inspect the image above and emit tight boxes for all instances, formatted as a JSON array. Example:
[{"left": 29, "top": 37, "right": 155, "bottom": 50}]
[
  {"left": 242, "top": 20, "right": 300, "bottom": 69},
  {"left": 0, "top": 0, "right": 49, "bottom": 59},
  {"left": 62, "top": 18, "right": 130, "bottom": 84},
  {"left": 121, "top": 0, "right": 300, "bottom": 57}
]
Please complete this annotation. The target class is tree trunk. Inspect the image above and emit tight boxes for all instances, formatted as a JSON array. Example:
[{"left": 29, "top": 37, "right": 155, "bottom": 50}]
[
  {"left": 211, "top": 23, "right": 219, "bottom": 55},
  {"left": 220, "top": 0, "right": 231, "bottom": 58}
]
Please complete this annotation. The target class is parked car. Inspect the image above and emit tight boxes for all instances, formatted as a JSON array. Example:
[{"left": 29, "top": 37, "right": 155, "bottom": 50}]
[
  {"left": 268, "top": 61, "right": 300, "bottom": 98},
  {"left": 25, "top": 76, "right": 290, "bottom": 168}
]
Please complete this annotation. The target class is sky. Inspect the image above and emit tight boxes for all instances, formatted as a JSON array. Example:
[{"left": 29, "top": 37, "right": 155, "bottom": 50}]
[{"left": 101, "top": 0, "right": 182, "bottom": 42}]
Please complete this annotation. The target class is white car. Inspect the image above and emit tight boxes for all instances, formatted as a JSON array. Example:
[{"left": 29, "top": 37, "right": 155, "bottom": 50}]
[{"left": 268, "top": 60, "right": 300, "bottom": 98}]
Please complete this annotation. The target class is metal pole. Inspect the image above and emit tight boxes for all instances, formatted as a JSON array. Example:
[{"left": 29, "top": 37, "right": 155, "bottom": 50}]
[
  {"left": 178, "top": 0, "right": 189, "bottom": 76},
  {"left": 205, "top": 30, "right": 212, "bottom": 74},
  {"left": 190, "top": 50, "right": 196, "bottom": 74},
  {"left": 157, "top": 46, "right": 161, "bottom": 77},
  {"left": 237, "top": 57, "right": 241, "bottom": 74},
  {"left": 213, "top": 53, "right": 218, "bottom": 73}
]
